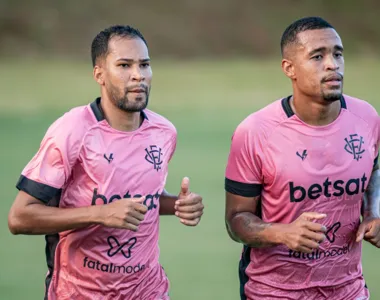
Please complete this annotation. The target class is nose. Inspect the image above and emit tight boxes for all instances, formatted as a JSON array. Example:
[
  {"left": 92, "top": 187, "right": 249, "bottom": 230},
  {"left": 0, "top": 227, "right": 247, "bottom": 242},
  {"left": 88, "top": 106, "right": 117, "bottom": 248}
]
[
  {"left": 131, "top": 65, "right": 145, "bottom": 82},
  {"left": 325, "top": 55, "right": 339, "bottom": 71}
]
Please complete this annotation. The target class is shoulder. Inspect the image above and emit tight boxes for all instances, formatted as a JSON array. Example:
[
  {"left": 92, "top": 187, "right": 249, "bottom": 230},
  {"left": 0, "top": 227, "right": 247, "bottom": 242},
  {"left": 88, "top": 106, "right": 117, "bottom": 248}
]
[
  {"left": 144, "top": 109, "right": 177, "bottom": 137},
  {"left": 44, "top": 104, "right": 96, "bottom": 148},
  {"left": 344, "top": 94, "right": 378, "bottom": 120},
  {"left": 233, "top": 98, "right": 289, "bottom": 141},
  {"left": 343, "top": 94, "right": 379, "bottom": 133}
]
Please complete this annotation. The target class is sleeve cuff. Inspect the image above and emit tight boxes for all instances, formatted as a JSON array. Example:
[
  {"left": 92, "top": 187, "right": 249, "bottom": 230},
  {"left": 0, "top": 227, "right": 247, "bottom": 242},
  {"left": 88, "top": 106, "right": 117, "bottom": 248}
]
[
  {"left": 225, "top": 178, "right": 262, "bottom": 197},
  {"left": 16, "top": 175, "right": 61, "bottom": 204}
]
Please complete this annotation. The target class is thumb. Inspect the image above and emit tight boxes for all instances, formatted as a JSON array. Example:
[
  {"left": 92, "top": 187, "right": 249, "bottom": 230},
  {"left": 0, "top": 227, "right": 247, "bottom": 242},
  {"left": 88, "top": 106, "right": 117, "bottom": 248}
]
[
  {"left": 299, "top": 212, "right": 327, "bottom": 221},
  {"left": 131, "top": 196, "right": 146, "bottom": 204},
  {"left": 356, "top": 222, "right": 368, "bottom": 242},
  {"left": 180, "top": 177, "right": 190, "bottom": 196}
]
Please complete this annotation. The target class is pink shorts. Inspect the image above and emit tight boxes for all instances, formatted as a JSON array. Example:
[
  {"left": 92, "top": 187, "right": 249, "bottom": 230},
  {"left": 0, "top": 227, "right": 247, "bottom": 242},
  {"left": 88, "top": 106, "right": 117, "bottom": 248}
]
[{"left": 245, "top": 277, "right": 369, "bottom": 300}]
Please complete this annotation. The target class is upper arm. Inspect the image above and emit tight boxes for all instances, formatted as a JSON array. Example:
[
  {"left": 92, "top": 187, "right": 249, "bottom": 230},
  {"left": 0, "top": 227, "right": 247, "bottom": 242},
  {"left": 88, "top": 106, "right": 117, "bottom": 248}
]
[
  {"left": 225, "top": 192, "right": 261, "bottom": 222},
  {"left": 11, "top": 124, "right": 69, "bottom": 220},
  {"left": 8, "top": 190, "right": 47, "bottom": 233},
  {"left": 16, "top": 135, "right": 66, "bottom": 205},
  {"left": 224, "top": 119, "right": 264, "bottom": 221},
  {"left": 15, "top": 115, "right": 81, "bottom": 205},
  {"left": 11, "top": 190, "right": 46, "bottom": 212}
]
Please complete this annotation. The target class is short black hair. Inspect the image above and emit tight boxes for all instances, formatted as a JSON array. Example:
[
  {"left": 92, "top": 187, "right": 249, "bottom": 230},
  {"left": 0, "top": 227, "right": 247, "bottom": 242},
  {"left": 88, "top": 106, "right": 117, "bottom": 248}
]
[
  {"left": 281, "top": 17, "right": 334, "bottom": 56},
  {"left": 91, "top": 25, "right": 148, "bottom": 67}
]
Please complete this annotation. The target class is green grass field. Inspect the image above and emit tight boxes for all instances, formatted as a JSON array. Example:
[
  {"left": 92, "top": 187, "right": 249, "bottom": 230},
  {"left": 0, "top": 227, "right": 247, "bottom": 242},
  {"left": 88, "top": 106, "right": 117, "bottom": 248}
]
[{"left": 0, "top": 58, "right": 379, "bottom": 299}]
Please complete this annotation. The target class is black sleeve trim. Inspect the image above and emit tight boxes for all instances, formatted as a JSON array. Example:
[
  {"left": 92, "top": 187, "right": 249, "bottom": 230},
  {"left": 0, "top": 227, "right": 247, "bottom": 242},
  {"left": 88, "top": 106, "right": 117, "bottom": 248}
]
[
  {"left": 16, "top": 175, "right": 61, "bottom": 204},
  {"left": 225, "top": 178, "right": 262, "bottom": 197},
  {"left": 374, "top": 154, "right": 379, "bottom": 169}
]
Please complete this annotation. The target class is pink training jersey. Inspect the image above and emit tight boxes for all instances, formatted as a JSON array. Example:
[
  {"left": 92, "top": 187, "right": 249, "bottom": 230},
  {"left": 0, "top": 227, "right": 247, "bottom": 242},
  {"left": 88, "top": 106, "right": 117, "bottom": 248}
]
[
  {"left": 16, "top": 98, "right": 177, "bottom": 300},
  {"left": 225, "top": 95, "right": 379, "bottom": 300}
]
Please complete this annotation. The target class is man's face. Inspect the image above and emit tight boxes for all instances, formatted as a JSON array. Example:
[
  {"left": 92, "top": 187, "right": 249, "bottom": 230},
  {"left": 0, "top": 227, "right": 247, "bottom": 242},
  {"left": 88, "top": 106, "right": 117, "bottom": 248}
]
[
  {"left": 284, "top": 28, "right": 345, "bottom": 102},
  {"left": 97, "top": 36, "right": 152, "bottom": 112}
]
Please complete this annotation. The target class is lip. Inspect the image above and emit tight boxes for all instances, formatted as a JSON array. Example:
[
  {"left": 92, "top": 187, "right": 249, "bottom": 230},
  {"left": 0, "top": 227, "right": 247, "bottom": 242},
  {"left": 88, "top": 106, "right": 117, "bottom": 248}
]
[
  {"left": 323, "top": 74, "right": 343, "bottom": 82},
  {"left": 129, "top": 89, "right": 145, "bottom": 93},
  {"left": 325, "top": 80, "right": 341, "bottom": 85}
]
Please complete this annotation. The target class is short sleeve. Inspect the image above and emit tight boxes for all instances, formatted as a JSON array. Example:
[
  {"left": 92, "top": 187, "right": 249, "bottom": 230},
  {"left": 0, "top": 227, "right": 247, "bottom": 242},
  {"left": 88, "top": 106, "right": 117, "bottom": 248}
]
[
  {"left": 374, "top": 116, "right": 380, "bottom": 168},
  {"left": 168, "top": 128, "right": 177, "bottom": 163},
  {"left": 16, "top": 115, "right": 83, "bottom": 203},
  {"left": 225, "top": 120, "right": 264, "bottom": 197}
]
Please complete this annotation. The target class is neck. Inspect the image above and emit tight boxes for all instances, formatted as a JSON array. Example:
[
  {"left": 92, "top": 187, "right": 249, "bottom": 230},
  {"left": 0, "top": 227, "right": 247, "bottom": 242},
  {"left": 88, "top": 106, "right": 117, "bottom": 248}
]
[
  {"left": 290, "top": 91, "right": 341, "bottom": 126},
  {"left": 100, "top": 95, "right": 142, "bottom": 132}
]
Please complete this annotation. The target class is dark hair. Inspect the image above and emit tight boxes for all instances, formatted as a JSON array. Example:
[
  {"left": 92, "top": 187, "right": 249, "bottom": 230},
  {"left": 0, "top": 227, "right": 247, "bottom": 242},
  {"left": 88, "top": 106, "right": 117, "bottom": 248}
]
[
  {"left": 91, "top": 25, "right": 148, "bottom": 67},
  {"left": 280, "top": 17, "right": 334, "bottom": 56}
]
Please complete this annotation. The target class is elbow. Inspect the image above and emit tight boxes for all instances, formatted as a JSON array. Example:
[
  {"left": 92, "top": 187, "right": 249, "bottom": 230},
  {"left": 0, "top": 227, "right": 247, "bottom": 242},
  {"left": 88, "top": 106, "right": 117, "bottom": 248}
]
[
  {"left": 227, "top": 230, "right": 240, "bottom": 243},
  {"left": 8, "top": 215, "right": 21, "bottom": 235},
  {"left": 225, "top": 218, "right": 240, "bottom": 243},
  {"left": 8, "top": 209, "right": 27, "bottom": 235}
]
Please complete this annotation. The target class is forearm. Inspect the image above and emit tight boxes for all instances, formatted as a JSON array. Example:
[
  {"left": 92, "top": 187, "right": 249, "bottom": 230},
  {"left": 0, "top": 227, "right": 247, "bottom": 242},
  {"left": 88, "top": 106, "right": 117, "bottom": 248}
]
[
  {"left": 159, "top": 189, "right": 178, "bottom": 215},
  {"left": 9, "top": 203, "right": 102, "bottom": 235},
  {"left": 363, "top": 169, "right": 380, "bottom": 218},
  {"left": 227, "top": 212, "right": 283, "bottom": 248}
]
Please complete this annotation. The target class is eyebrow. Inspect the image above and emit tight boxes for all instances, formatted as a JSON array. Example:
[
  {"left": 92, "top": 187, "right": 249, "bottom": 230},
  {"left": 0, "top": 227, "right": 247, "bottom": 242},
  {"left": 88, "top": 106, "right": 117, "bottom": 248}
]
[
  {"left": 308, "top": 45, "right": 344, "bottom": 56},
  {"left": 116, "top": 58, "right": 150, "bottom": 63}
]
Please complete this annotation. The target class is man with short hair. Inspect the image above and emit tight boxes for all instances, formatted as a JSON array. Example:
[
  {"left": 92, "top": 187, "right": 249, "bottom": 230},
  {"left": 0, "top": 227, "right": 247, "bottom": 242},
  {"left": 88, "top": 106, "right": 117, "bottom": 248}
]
[
  {"left": 8, "top": 25, "right": 204, "bottom": 300},
  {"left": 225, "top": 17, "right": 380, "bottom": 300}
]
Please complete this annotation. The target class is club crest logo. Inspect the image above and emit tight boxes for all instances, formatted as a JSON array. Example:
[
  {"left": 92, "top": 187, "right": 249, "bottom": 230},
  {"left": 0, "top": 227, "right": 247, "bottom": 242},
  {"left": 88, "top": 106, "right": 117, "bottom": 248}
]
[
  {"left": 145, "top": 145, "right": 163, "bottom": 171},
  {"left": 344, "top": 134, "right": 364, "bottom": 161}
]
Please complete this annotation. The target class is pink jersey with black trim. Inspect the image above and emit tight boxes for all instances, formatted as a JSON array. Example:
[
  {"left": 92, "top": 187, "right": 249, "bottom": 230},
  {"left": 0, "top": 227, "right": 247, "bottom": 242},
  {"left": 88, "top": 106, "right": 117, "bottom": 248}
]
[
  {"left": 225, "top": 95, "right": 379, "bottom": 299},
  {"left": 17, "top": 98, "right": 177, "bottom": 300}
]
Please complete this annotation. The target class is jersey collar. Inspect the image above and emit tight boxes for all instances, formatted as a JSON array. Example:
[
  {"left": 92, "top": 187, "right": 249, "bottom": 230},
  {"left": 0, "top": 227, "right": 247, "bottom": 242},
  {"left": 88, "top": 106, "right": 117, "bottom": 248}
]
[
  {"left": 90, "top": 97, "right": 149, "bottom": 122},
  {"left": 281, "top": 95, "right": 347, "bottom": 118}
]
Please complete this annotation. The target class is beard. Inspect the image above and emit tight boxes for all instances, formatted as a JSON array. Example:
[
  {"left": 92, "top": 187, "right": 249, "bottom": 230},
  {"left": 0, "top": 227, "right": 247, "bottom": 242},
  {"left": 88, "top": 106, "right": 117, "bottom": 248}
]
[
  {"left": 109, "top": 83, "right": 150, "bottom": 112},
  {"left": 321, "top": 75, "right": 344, "bottom": 103},
  {"left": 322, "top": 90, "right": 342, "bottom": 102}
]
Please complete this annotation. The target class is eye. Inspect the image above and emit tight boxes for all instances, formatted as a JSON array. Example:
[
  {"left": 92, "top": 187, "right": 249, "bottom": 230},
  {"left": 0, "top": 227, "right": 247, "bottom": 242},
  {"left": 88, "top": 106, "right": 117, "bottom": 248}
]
[
  {"left": 141, "top": 63, "right": 150, "bottom": 68},
  {"left": 334, "top": 52, "right": 343, "bottom": 58},
  {"left": 120, "top": 64, "right": 130, "bottom": 68},
  {"left": 312, "top": 55, "right": 323, "bottom": 61}
]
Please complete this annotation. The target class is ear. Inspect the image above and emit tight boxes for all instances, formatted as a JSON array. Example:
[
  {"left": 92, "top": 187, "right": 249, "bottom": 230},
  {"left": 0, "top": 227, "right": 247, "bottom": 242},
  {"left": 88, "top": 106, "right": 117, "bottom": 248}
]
[
  {"left": 281, "top": 58, "right": 296, "bottom": 80},
  {"left": 93, "top": 65, "right": 105, "bottom": 86}
]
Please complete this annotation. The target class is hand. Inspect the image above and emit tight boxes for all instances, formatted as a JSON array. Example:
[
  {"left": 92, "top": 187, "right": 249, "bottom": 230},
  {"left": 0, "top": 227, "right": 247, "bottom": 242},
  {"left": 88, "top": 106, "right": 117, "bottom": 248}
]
[
  {"left": 175, "top": 177, "right": 204, "bottom": 226},
  {"left": 356, "top": 216, "right": 380, "bottom": 248},
  {"left": 280, "top": 212, "right": 327, "bottom": 253},
  {"left": 99, "top": 197, "right": 148, "bottom": 231}
]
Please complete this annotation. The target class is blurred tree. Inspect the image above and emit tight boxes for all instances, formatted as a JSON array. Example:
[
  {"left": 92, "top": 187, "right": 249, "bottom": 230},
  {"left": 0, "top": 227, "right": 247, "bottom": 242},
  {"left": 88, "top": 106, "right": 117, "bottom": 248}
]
[{"left": 0, "top": 0, "right": 378, "bottom": 59}]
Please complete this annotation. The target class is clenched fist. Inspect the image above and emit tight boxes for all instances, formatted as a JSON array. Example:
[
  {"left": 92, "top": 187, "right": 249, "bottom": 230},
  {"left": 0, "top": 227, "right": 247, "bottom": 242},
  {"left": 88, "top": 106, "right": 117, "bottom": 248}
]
[
  {"left": 356, "top": 216, "right": 380, "bottom": 248},
  {"left": 99, "top": 197, "right": 148, "bottom": 231},
  {"left": 280, "top": 212, "right": 327, "bottom": 253}
]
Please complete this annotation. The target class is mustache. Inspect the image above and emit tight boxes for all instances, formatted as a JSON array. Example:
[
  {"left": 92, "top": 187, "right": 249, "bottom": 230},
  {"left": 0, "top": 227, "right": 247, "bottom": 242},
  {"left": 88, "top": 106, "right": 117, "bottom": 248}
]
[{"left": 126, "top": 85, "right": 149, "bottom": 93}]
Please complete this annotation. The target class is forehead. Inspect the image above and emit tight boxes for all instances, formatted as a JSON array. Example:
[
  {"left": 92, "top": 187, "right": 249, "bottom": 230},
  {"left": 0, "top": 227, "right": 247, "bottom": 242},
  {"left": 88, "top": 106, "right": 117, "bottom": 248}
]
[
  {"left": 107, "top": 37, "right": 149, "bottom": 60},
  {"left": 296, "top": 28, "right": 342, "bottom": 52}
]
